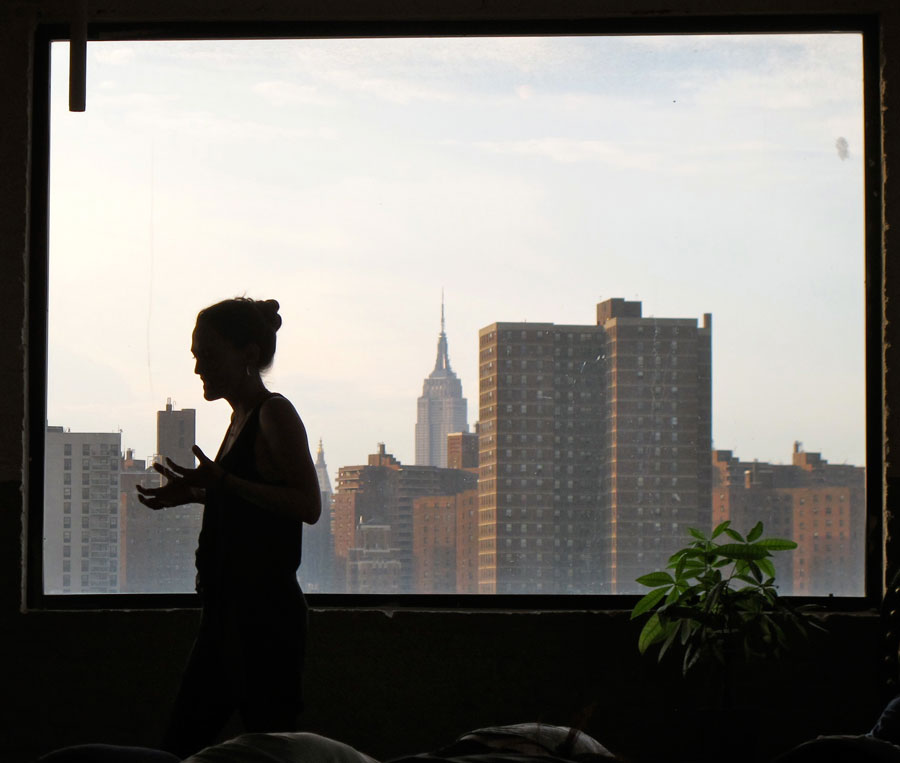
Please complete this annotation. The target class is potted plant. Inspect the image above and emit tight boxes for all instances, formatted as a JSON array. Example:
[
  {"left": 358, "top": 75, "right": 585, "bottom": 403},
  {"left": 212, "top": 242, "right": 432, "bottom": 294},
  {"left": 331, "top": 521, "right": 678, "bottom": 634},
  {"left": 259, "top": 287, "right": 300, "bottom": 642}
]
[{"left": 629, "top": 520, "right": 822, "bottom": 760}]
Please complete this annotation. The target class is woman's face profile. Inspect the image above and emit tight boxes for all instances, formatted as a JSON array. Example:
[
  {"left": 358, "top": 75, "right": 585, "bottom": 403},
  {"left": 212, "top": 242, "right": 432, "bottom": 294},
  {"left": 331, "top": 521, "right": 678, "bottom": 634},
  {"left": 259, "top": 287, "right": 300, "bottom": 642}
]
[{"left": 191, "top": 320, "right": 246, "bottom": 402}]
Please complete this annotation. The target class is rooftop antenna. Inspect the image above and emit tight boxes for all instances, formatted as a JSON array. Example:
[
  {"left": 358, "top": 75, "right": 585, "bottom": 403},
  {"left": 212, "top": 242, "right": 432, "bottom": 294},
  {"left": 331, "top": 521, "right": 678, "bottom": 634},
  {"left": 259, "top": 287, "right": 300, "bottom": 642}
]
[{"left": 441, "top": 288, "right": 445, "bottom": 335}]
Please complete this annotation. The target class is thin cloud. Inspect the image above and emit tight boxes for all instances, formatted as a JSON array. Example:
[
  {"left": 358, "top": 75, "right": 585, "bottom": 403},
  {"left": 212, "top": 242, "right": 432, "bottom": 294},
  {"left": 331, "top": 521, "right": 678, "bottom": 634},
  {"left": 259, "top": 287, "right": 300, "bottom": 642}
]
[
  {"left": 321, "top": 69, "right": 454, "bottom": 104},
  {"left": 253, "top": 80, "right": 335, "bottom": 107},
  {"left": 475, "top": 137, "right": 660, "bottom": 170},
  {"left": 516, "top": 84, "right": 535, "bottom": 100},
  {"left": 92, "top": 46, "right": 136, "bottom": 65},
  {"left": 690, "top": 69, "right": 860, "bottom": 111},
  {"left": 287, "top": 36, "right": 568, "bottom": 75}
]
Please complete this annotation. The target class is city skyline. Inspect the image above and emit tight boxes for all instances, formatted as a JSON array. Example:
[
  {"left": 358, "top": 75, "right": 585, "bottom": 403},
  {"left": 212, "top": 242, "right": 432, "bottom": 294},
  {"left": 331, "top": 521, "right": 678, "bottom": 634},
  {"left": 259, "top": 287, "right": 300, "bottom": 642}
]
[
  {"left": 43, "top": 392, "right": 865, "bottom": 596},
  {"left": 46, "top": 33, "right": 866, "bottom": 485}
]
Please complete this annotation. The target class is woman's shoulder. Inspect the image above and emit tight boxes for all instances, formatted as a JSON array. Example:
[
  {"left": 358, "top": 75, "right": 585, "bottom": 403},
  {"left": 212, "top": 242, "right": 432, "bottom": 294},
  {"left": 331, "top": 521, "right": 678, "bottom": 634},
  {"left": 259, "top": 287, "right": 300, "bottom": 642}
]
[
  {"left": 256, "top": 393, "right": 311, "bottom": 457},
  {"left": 258, "top": 393, "right": 304, "bottom": 427}
]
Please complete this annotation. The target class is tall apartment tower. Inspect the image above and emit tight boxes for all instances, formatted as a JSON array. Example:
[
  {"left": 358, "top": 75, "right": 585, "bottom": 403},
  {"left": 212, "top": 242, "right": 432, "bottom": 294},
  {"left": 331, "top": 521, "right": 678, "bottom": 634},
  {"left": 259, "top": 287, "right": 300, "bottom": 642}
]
[
  {"left": 119, "top": 401, "right": 202, "bottom": 593},
  {"left": 600, "top": 299, "right": 712, "bottom": 592},
  {"left": 298, "top": 438, "right": 335, "bottom": 592},
  {"left": 156, "top": 398, "right": 195, "bottom": 466},
  {"left": 44, "top": 427, "right": 122, "bottom": 593},
  {"left": 415, "top": 301, "right": 468, "bottom": 467},
  {"left": 477, "top": 298, "right": 712, "bottom": 595}
]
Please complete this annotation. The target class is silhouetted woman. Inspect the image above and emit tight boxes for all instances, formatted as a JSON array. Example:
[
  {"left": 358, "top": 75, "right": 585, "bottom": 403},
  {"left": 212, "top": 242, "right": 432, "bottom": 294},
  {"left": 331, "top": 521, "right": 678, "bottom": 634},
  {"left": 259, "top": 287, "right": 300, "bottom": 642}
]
[{"left": 137, "top": 297, "right": 321, "bottom": 758}]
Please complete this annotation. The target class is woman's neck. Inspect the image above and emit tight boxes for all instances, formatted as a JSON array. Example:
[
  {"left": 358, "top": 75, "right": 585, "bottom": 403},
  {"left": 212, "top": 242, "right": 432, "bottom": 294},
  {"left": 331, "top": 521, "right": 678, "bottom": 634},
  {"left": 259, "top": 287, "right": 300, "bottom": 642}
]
[{"left": 226, "top": 375, "right": 269, "bottom": 418}]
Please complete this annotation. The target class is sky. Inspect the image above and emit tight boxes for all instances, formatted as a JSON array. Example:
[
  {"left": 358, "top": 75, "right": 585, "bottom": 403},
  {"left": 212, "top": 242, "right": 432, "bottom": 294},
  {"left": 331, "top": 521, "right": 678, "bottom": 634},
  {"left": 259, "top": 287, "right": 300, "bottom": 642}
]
[{"left": 47, "top": 33, "right": 866, "bottom": 484}]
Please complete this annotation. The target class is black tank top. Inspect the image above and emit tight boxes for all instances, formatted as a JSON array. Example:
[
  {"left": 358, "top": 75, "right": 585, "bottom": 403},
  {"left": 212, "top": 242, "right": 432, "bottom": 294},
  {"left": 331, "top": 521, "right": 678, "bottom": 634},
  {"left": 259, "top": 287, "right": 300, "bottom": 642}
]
[{"left": 195, "top": 393, "right": 303, "bottom": 599}]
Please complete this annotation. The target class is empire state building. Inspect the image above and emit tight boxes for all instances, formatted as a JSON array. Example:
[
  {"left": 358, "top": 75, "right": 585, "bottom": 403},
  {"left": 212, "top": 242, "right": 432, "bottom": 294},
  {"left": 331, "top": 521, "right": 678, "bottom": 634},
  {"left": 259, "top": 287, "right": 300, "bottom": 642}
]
[{"left": 415, "top": 302, "right": 468, "bottom": 467}]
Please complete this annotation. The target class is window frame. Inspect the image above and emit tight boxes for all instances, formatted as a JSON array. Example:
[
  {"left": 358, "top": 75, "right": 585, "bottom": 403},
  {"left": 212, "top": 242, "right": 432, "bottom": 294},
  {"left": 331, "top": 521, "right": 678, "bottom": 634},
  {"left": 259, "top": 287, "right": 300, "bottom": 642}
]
[{"left": 26, "top": 12, "right": 884, "bottom": 612}]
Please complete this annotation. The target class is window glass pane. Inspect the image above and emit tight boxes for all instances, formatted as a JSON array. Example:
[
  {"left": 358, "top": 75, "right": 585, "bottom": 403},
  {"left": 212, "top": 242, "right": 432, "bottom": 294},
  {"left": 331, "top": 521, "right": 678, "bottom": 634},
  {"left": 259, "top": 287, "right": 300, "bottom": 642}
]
[{"left": 44, "top": 33, "right": 865, "bottom": 595}]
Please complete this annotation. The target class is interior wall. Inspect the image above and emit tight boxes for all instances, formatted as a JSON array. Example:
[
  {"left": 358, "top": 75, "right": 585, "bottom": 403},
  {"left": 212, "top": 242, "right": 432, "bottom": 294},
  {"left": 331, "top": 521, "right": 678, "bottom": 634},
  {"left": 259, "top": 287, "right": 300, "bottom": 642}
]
[
  {"left": 0, "top": 2, "right": 896, "bottom": 763},
  {"left": 0, "top": 597, "right": 887, "bottom": 763}
]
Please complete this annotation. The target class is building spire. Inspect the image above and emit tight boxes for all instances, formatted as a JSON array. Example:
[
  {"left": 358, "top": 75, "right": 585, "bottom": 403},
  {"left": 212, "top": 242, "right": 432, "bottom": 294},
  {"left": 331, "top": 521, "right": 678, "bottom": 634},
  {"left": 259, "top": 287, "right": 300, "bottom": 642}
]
[
  {"left": 314, "top": 437, "right": 332, "bottom": 494},
  {"left": 433, "top": 292, "right": 451, "bottom": 374},
  {"left": 416, "top": 293, "right": 468, "bottom": 467}
]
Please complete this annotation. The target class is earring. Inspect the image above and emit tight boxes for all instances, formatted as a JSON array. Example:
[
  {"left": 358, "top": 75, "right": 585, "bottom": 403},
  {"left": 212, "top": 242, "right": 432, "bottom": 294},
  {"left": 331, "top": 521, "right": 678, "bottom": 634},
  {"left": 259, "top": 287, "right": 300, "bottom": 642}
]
[{"left": 246, "top": 365, "right": 251, "bottom": 376}]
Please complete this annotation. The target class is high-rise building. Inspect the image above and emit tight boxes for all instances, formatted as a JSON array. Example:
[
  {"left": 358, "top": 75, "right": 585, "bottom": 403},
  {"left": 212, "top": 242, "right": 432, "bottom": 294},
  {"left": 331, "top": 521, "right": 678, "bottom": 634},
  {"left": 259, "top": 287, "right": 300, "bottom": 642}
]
[
  {"left": 333, "top": 443, "right": 476, "bottom": 592},
  {"left": 119, "top": 401, "right": 202, "bottom": 593},
  {"left": 447, "top": 431, "right": 479, "bottom": 472},
  {"left": 477, "top": 298, "right": 712, "bottom": 595},
  {"left": 44, "top": 427, "right": 122, "bottom": 594},
  {"left": 413, "top": 494, "right": 459, "bottom": 594},
  {"left": 455, "top": 490, "right": 480, "bottom": 594},
  {"left": 415, "top": 301, "right": 468, "bottom": 467},
  {"left": 298, "top": 438, "right": 335, "bottom": 592},
  {"left": 412, "top": 489, "right": 479, "bottom": 594},
  {"left": 347, "top": 523, "right": 402, "bottom": 594},
  {"left": 156, "top": 398, "right": 195, "bottom": 466},
  {"left": 712, "top": 442, "right": 865, "bottom": 596},
  {"left": 600, "top": 299, "right": 712, "bottom": 592}
]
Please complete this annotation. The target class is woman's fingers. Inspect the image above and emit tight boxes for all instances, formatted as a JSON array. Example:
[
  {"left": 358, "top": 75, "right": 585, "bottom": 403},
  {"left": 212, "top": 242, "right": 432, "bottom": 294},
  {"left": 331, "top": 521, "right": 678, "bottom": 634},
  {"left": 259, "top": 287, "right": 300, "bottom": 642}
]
[
  {"left": 152, "top": 462, "right": 178, "bottom": 481},
  {"left": 137, "top": 493, "right": 165, "bottom": 510},
  {"left": 165, "top": 456, "right": 190, "bottom": 475}
]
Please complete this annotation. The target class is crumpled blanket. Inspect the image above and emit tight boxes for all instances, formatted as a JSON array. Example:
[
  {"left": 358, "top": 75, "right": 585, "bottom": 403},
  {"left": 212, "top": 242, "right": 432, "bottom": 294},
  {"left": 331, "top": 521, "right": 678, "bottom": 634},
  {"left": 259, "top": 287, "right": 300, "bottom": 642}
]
[
  {"left": 387, "top": 723, "right": 618, "bottom": 763},
  {"left": 182, "top": 732, "right": 381, "bottom": 763},
  {"left": 773, "top": 734, "right": 900, "bottom": 762},
  {"left": 180, "top": 724, "right": 615, "bottom": 763}
]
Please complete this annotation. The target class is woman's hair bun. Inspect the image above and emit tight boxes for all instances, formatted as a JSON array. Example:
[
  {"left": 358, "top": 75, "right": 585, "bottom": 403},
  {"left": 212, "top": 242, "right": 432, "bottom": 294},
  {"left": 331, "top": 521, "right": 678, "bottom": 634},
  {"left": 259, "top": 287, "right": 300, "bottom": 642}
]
[{"left": 258, "top": 299, "right": 282, "bottom": 332}]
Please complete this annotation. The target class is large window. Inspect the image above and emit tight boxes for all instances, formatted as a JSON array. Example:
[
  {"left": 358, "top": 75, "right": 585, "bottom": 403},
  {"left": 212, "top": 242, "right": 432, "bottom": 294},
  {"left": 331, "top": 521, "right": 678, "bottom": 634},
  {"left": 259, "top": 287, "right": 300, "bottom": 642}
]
[{"left": 39, "top": 28, "right": 872, "bottom": 599}]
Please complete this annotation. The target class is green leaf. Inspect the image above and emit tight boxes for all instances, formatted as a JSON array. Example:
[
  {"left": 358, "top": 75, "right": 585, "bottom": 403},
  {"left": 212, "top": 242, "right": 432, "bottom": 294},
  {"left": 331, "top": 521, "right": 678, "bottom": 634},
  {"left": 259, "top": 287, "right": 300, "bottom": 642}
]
[
  {"left": 715, "top": 543, "right": 771, "bottom": 560},
  {"left": 724, "top": 528, "right": 745, "bottom": 542},
  {"left": 711, "top": 520, "right": 731, "bottom": 539},
  {"left": 746, "top": 521, "right": 764, "bottom": 542},
  {"left": 638, "top": 614, "right": 665, "bottom": 654},
  {"left": 688, "top": 527, "right": 708, "bottom": 542},
  {"left": 667, "top": 549, "right": 687, "bottom": 565},
  {"left": 631, "top": 587, "right": 668, "bottom": 619},
  {"left": 683, "top": 643, "right": 703, "bottom": 675},
  {"left": 680, "top": 618, "right": 698, "bottom": 645},
  {"left": 769, "top": 618, "right": 787, "bottom": 645},
  {"left": 657, "top": 620, "right": 681, "bottom": 660},
  {"left": 754, "top": 538, "right": 798, "bottom": 551},
  {"left": 757, "top": 557, "right": 776, "bottom": 580},
  {"left": 636, "top": 571, "right": 675, "bottom": 588}
]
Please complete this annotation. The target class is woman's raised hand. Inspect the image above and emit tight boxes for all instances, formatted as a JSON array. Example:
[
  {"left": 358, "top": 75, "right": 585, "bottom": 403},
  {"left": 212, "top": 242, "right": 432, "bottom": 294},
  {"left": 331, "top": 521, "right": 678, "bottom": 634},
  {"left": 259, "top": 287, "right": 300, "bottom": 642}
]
[
  {"left": 136, "top": 447, "right": 223, "bottom": 510},
  {"left": 136, "top": 457, "right": 196, "bottom": 510}
]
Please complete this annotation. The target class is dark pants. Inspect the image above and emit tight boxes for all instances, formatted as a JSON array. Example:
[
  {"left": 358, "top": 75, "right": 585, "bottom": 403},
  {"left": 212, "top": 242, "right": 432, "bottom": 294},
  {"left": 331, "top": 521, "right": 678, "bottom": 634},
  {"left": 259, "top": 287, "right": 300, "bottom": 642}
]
[{"left": 162, "top": 583, "right": 308, "bottom": 759}]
